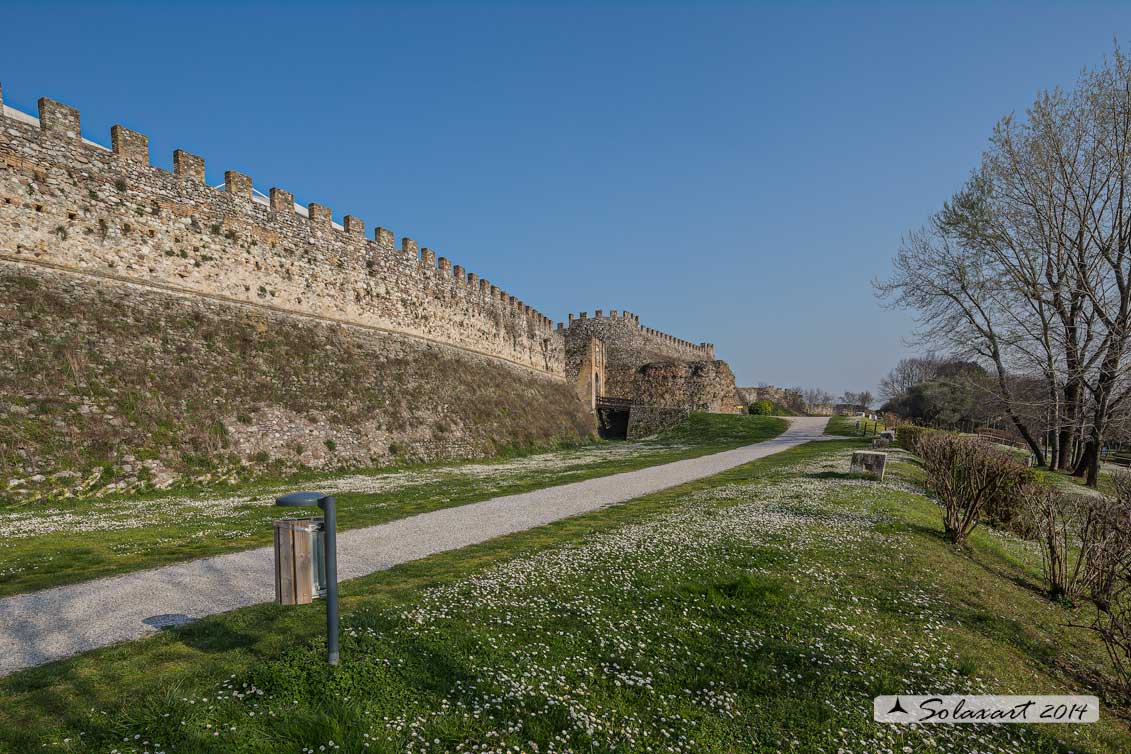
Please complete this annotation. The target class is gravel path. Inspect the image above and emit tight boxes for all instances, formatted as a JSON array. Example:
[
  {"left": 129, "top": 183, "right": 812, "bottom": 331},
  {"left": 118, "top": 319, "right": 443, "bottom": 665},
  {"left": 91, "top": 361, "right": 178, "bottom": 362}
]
[{"left": 0, "top": 416, "right": 831, "bottom": 676}]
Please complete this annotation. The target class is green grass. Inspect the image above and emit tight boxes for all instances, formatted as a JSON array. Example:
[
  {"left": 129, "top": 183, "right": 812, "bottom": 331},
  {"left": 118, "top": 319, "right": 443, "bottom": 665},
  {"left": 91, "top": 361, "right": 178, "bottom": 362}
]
[
  {"left": 1035, "top": 462, "right": 1123, "bottom": 498},
  {"left": 0, "top": 413, "right": 786, "bottom": 596},
  {"left": 2, "top": 437, "right": 1128, "bottom": 752},
  {"left": 824, "top": 414, "right": 884, "bottom": 436}
]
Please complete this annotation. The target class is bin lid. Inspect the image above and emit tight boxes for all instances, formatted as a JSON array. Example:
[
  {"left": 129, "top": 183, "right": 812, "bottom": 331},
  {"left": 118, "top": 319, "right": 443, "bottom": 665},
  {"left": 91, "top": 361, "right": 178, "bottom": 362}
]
[{"left": 276, "top": 491, "right": 328, "bottom": 507}]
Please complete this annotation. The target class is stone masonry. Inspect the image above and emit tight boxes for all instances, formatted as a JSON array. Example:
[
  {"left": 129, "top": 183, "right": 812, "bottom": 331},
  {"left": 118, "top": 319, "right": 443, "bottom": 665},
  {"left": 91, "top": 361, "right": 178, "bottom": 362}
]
[
  {"left": 0, "top": 82, "right": 737, "bottom": 498},
  {"left": 0, "top": 261, "right": 593, "bottom": 502},
  {"left": 629, "top": 361, "right": 744, "bottom": 414},
  {"left": 558, "top": 310, "right": 738, "bottom": 414},
  {"left": 0, "top": 89, "right": 560, "bottom": 375}
]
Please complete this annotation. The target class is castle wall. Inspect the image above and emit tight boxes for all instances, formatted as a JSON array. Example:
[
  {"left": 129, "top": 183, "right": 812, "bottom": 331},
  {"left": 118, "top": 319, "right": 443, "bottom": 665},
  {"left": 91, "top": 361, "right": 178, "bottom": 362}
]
[
  {"left": 0, "top": 82, "right": 740, "bottom": 495},
  {"left": 571, "top": 336, "right": 607, "bottom": 410},
  {"left": 559, "top": 310, "right": 714, "bottom": 374},
  {"left": 0, "top": 262, "right": 594, "bottom": 502},
  {"left": 0, "top": 88, "right": 562, "bottom": 376},
  {"left": 559, "top": 310, "right": 730, "bottom": 410},
  {"left": 627, "top": 361, "right": 743, "bottom": 414},
  {"left": 737, "top": 385, "right": 803, "bottom": 411}
]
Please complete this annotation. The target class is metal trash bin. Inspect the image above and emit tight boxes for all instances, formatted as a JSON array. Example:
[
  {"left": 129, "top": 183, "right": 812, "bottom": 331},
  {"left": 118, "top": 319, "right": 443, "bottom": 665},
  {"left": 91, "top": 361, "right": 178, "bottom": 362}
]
[
  {"left": 274, "top": 491, "right": 340, "bottom": 665},
  {"left": 274, "top": 517, "right": 329, "bottom": 605}
]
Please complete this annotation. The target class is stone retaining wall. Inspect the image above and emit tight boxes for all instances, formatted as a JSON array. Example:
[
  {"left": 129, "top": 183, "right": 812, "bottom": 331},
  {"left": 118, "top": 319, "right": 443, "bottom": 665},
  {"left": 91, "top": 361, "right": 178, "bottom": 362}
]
[{"left": 0, "top": 262, "right": 593, "bottom": 502}]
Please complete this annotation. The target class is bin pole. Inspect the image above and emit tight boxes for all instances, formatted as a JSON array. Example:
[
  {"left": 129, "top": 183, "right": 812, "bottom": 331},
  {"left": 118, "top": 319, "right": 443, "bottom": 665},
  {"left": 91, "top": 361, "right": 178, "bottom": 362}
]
[{"left": 320, "top": 495, "right": 340, "bottom": 666}]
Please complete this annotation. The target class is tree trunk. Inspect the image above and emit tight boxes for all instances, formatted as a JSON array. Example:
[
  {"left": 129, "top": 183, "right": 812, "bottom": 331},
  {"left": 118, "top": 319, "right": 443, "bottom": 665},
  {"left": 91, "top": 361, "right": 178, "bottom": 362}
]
[
  {"left": 987, "top": 345, "right": 1046, "bottom": 466},
  {"left": 1058, "top": 380, "right": 1082, "bottom": 471},
  {"left": 1073, "top": 440, "right": 1096, "bottom": 478}
]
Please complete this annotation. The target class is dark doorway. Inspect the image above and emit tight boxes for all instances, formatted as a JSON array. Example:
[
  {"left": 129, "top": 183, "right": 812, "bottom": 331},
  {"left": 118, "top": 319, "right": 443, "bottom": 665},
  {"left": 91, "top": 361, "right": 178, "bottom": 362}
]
[{"left": 596, "top": 397, "right": 631, "bottom": 440}]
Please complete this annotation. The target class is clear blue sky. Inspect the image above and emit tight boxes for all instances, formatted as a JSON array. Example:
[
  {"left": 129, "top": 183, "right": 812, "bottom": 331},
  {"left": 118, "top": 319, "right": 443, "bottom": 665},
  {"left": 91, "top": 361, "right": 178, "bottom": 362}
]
[{"left": 1, "top": 2, "right": 1126, "bottom": 397}]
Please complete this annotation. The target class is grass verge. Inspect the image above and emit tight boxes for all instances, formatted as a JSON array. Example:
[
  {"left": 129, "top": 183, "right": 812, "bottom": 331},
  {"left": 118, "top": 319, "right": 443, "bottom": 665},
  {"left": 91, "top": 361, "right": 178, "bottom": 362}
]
[
  {"left": 2, "top": 437, "right": 1128, "bottom": 752},
  {"left": 0, "top": 414, "right": 786, "bottom": 596},
  {"left": 825, "top": 414, "right": 886, "bottom": 437}
]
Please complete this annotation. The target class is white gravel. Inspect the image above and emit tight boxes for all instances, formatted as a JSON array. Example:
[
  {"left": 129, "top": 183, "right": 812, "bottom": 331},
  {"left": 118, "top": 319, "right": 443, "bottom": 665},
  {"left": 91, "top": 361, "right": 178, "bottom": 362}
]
[{"left": 0, "top": 417, "right": 831, "bottom": 676}]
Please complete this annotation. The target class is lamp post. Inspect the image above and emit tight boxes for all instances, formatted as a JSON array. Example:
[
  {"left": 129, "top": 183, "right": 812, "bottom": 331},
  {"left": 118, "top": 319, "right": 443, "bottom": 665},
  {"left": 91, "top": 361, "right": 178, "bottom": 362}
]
[{"left": 275, "top": 491, "right": 339, "bottom": 665}]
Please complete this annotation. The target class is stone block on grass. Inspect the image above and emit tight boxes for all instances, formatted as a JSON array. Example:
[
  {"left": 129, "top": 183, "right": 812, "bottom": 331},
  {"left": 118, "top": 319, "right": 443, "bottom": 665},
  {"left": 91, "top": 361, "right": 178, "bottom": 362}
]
[{"left": 850, "top": 450, "right": 887, "bottom": 480}]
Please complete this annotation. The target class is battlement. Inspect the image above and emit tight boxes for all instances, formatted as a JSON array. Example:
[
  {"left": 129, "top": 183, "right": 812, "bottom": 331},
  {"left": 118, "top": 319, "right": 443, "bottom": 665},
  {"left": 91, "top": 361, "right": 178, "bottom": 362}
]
[
  {"left": 557, "top": 309, "right": 715, "bottom": 361},
  {"left": 0, "top": 86, "right": 560, "bottom": 373}
]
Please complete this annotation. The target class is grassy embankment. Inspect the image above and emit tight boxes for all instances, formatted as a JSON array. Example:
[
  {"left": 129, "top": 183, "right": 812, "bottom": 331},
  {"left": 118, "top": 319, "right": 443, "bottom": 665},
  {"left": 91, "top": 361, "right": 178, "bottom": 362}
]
[
  {"left": 824, "top": 413, "right": 886, "bottom": 436},
  {"left": 2, "top": 426, "right": 1129, "bottom": 752},
  {"left": 0, "top": 414, "right": 786, "bottom": 596}
]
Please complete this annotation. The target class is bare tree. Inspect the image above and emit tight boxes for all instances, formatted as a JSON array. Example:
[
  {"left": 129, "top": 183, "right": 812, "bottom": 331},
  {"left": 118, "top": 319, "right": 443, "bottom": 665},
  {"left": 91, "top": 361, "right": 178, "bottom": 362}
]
[
  {"left": 879, "top": 356, "right": 943, "bottom": 401},
  {"left": 876, "top": 220, "right": 1049, "bottom": 464},
  {"left": 878, "top": 45, "right": 1131, "bottom": 483},
  {"left": 803, "top": 388, "right": 834, "bottom": 408}
]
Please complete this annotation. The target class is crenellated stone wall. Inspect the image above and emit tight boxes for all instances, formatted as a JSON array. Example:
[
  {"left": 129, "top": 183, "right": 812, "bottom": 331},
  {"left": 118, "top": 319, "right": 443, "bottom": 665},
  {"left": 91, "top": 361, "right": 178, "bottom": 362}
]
[
  {"left": 559, "top": 310, "right": 714, "bottom": 376},
  {"left": 558, "top": 310, "right": 735, "bottom": 411},
  {"left": 0, "top": 87, "right": 562, "bottom": 376},
  {"left": 0, "top": 81, "right": 739, "bottom": 498}
]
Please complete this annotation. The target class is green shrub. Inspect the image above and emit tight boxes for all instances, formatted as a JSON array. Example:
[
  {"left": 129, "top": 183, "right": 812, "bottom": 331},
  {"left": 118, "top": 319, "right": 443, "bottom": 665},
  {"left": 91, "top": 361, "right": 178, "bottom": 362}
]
[
  {"left": 748, "top": 399, "right": 776, "bottom": 416},
  {"left": 896, "top": 424, "right": 933, "bottom": 454}
]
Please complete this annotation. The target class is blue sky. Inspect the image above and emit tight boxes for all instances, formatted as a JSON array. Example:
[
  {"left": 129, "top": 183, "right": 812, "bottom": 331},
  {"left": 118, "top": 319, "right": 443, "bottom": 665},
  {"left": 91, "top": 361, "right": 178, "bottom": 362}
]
[{"left": 1, "top": 1, "right": 1127, "bottom": 397}]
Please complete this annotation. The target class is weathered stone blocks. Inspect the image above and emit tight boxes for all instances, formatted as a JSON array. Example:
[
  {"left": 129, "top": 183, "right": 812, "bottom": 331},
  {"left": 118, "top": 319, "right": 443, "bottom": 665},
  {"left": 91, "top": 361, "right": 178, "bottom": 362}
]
[
  {"left": 111, "top": 125, "right": 149, "bottom": 163},
  {"left": 174, "top": 149, "right": 205, "bottom": 183},
  {"left": 374, "top": 227, "right": 395, "bottom": 248},
  {"left": 625, "top": 360, "right": 742, "bottom": 414},
  {"left": 850, "top": 451, "right": 888, "bottom": 480},
  {"left": 38, "top": 98, "right": 80, "bottom": 140},
  {"left": 343, "top": 215, "right": 365, "bottom": 236},
  {"left": 270, "top": 187, "right": 294, "bottom": 213},
  {"left": 225, "top": 170, "right": 253, "bottom": 200},
  {"left": 307, "top": 202, "right": 332, "bottom": 226}
]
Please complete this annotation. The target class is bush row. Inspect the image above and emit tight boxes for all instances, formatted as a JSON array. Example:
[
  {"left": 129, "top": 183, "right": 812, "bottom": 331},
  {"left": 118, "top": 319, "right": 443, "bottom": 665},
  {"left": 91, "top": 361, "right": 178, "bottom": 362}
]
[
  {"left": 908, "top": 430, "right": 1131, "bottom": 694},
  {"left": 895, "top": 424, "right": 937, "bottom": 454}
]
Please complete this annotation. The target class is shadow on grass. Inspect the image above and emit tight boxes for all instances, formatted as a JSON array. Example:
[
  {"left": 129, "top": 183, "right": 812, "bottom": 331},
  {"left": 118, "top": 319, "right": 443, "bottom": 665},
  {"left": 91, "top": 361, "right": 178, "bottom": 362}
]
[
  {"left": 889, "top": 511, "right": 1131, "bottom": 721},
  {"left": 143, "top": 613, "right": 192, "bottom": 629},
  {"left": 800, "top": 471, "right": 879, "bottom": 481}
]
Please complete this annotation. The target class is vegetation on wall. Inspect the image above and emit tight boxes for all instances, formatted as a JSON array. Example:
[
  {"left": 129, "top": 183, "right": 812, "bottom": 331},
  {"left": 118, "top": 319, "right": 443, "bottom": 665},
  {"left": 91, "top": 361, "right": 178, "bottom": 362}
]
[{"left": 0, "top": 267, "right": 594, "bottom": 502}]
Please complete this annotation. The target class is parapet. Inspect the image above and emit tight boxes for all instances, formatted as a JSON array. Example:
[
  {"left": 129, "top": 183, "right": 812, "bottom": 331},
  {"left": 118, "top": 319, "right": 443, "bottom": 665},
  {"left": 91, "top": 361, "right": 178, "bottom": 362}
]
[
  {"left": 560, "top": 309, "right": 717, "bottom": 361},
  {"left": 111, "top": 125, "right": 148, "bottom": 163},
  {"left": 0, "top": 84, "right": 562, "bottom": 370}
]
